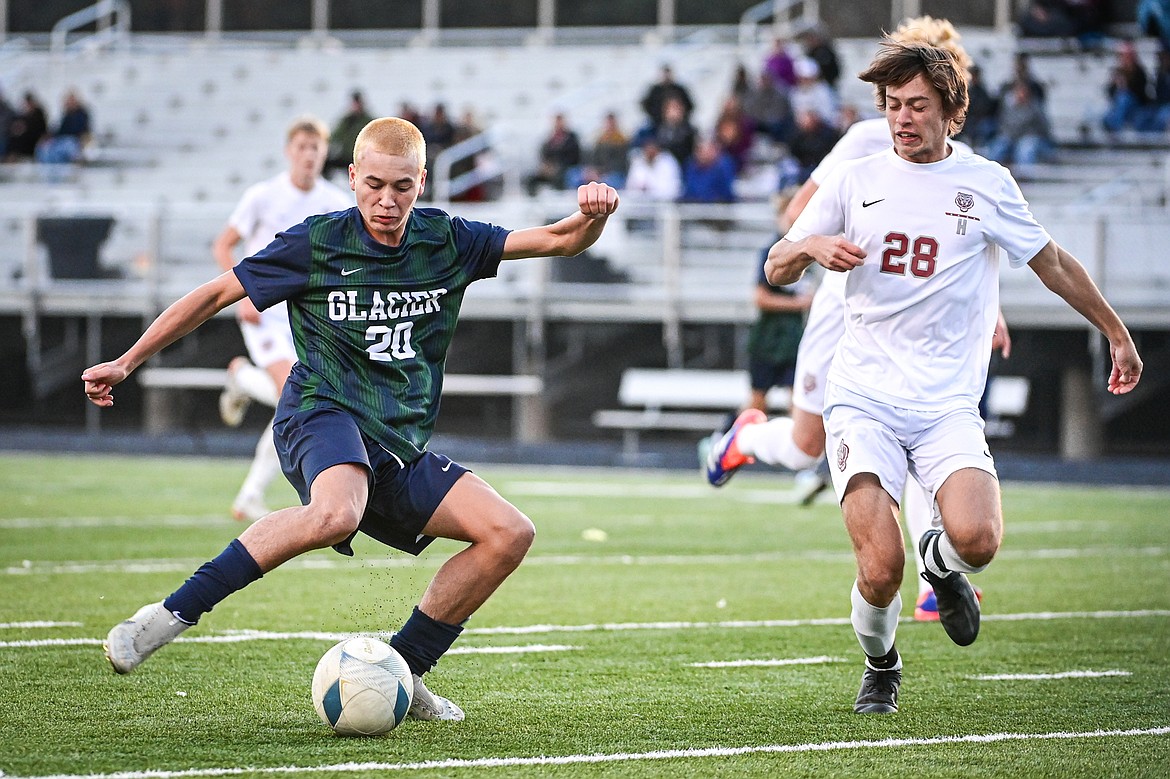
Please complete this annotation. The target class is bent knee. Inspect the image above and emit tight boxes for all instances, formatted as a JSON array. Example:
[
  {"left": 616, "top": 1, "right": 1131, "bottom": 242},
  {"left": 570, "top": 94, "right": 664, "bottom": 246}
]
[
  {"left": 309, "top": 504, "right": 363, "bottom": 546},
  {"left": 856, "top": 562, "right": 904, "bottom": 605}
]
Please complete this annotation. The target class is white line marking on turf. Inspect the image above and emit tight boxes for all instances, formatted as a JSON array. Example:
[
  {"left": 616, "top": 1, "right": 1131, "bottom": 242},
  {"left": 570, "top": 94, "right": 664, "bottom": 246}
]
[
  {"left": 0, "top": 514, "right": 231, "bottom": 529},
  {"left": 10, "top": 545, "right": 1167, "bottom": 577},
  {"left": 971, "top": 670, "right": 1132, "bottom": 681},
  {"left": 0, "top": 621, "right": 82, "bottom": 629},
  {"left": 2, "top": 727, "right": 1166, "bottom": 779},
  {"left": 691, "top": 656, "right": 846, "bottom": 668},
  {"left": 2, "top": 611, "right": 1167, "bottom": 650}
]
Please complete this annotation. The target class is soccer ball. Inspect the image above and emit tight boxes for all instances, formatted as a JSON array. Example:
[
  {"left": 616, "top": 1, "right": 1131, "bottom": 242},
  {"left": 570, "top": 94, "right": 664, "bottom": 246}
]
[{"left": 311, "top": 636, "right": 414, "bottom": 736}]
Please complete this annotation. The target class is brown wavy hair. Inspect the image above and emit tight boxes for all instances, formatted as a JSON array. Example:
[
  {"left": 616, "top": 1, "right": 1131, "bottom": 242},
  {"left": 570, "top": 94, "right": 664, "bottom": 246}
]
[{"left": 858, "top": 40, "right": 969, "bottom": 137}]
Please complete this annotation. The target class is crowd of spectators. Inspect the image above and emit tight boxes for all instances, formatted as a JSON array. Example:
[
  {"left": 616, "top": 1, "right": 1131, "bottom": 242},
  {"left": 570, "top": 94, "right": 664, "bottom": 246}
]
[
  {"left": 524, "top": 24, "right": 855, "bottom": 206},
  {"left": 0, "top": 88, "right": 91, "bottom": 166}
]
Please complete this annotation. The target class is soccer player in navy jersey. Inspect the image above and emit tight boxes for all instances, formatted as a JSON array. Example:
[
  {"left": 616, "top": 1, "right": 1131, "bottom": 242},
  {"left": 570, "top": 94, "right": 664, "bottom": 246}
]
[{"left": 83, "top": 117, "right": 620, "bottom": 721}]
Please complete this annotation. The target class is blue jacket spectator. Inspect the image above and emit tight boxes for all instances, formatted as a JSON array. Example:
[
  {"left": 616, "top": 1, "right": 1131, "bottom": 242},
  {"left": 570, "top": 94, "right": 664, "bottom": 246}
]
[{"left": 681, "top": 139, "right": 737, "bottom": 203}]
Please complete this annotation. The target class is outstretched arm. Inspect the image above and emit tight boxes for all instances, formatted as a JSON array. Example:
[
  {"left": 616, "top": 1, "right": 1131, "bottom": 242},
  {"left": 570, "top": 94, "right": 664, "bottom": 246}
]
[
  {"left": 212, "top": 224, "right": 261, "bottom": 325},
  {"left": 501, "top": 182, "right": 620, "bottom": 260},
  {"left": 1027, "top": 240, "right": 1142, "bottom": 394},
  {"left": 82, "top": 271, "right": 248, "bottom": 406}
]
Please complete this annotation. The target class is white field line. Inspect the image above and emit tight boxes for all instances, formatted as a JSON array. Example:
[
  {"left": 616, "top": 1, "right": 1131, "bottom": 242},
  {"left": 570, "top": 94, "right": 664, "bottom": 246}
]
[
  {"left": 0, "top": 514, "right": 231, "bottom": 529},
  {"left": 691, "top": 656, "right": 847, "bottom": 668},
  {"left": 971, "top": 670, "right": 1133, "bottom": 681},
  {"left": 0, "top": 621, "right": 81, "bottom": 629},
  {"left": 2, "top": 727, "right": 1167, "bottom": 779},
  {"left": 3, "top": 610, "right": 1167, "bottom": 650},
  {"left": 6, "top": 545, "right": 1168, "bottom": 577}
]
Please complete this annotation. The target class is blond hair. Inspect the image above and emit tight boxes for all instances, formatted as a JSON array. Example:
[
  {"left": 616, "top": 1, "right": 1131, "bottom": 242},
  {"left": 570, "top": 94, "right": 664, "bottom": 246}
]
[
  {"left": 285, "top": 115, "right": 330, "bottom": 143},
  {"left": 352, "top": 117, "right": 426, "bottom": 170},
  {"left": 891, "top": 15, "right": 972, "bottom": 79}
]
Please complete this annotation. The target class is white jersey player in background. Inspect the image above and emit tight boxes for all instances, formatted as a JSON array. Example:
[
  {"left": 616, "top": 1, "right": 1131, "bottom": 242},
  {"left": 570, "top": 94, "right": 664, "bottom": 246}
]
[
  {"left": 705, "top": 17, "right": 1008, "bottom": 622},
  {"left": 212, "top": 116, "right": 354, "bottom": 521},
  {"left": 766, "top": 38, "right": 1141, "bottom": 714}
]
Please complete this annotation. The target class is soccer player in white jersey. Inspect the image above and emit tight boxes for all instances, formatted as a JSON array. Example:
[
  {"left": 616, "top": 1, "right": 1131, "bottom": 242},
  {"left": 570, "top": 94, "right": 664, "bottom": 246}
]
[
  {"left": 212, "top": 116, "right": 354, "bottom": 521},
  {"left": 766, "top": 39, "right": 1141, "bottom": 714},
  {"left": 706, "top": 17, "right": 1009, "bottom": 623}
]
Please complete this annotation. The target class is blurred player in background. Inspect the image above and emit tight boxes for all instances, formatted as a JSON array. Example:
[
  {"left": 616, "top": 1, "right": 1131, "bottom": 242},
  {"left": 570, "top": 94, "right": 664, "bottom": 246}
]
[
  {"left": 706, "top": 17, "right": 1007, "bottom": 623},
  {"left": 766, "top": 38, "right": 1140, "bottom": 714},
  {"left": 212, "top": 116, "right": 353, "bottom": 522},
  {"left": 85, "top": 117, "right": 620, "bottom": 722}
]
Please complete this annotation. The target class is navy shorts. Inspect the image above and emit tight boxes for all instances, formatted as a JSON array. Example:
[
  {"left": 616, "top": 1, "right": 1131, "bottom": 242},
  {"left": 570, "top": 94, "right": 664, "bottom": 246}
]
[
  {"left": 749, "top": 359, "right": 796, "bottom": 393},
  {"left": 272, "top": 405, "right": 468, "bottom": 556}
]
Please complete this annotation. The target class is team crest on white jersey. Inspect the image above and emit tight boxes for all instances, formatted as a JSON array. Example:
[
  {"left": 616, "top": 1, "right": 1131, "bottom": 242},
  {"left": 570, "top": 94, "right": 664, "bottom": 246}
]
[
  {"left": 836, "top": 439, "right": 849, "bottom": 472},
  {"left": 802, "top": 372, "right": 817, "bottom": 395},
  {"left": 955, "top": 192, "right": 975, "bottom": 212}
]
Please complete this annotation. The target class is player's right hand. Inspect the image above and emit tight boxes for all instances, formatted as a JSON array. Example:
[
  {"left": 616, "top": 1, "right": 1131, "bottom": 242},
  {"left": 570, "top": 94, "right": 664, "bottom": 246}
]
[
  {"left": 82, "top": 362, "right": 129, "bottom": 407},
  {"left": 813, "top": 235, "right": 866, "bottom": 273}
]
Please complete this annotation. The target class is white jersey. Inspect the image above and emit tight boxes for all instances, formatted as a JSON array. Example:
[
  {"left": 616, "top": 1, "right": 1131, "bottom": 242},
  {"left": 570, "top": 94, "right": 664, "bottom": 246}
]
[
  {"left": 228, "top": 172, "right": 353, "bottom": 367},
  {"left": 787, "top": 145, "right": 1049, "bottom": 411},
  {"left": 229, "top": 172, "right": 353, "bottom": 256}
]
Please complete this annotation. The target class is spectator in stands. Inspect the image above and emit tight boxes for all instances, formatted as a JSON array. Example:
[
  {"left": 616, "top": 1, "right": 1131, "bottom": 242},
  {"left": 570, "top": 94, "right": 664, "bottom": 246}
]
[
  {"left": 680, "top": 137, "right": 737, "bottom": 204},
  {"left": 789, "top": 57, "right": 839, "bottom": 127},
  {"left": 797, "top": 24, "right": 841, "bottom": 90},
  {"left": 652, "top": 95, "right": 697, "bottom": 166},
  {"left": 525, "top": 112, "right": 582, "bottom": 196},
  {"left": 624, "top": 138, "right": 682, "bottom": 201},
  {"left": 571, "top": 111, "right": 630, "bottom": 189},
  {"left": 1102, "top": 39, "right": 1152, "bottom": 132},
  {"left": 212, "top": 116, "right": 354, "bottom": 522},
  {"left": 450, "top": 107, "right": 489, "bottom": 202},
  {"left": 638, "top": 64, "right": 695, "bottom": 132},
  {"left": 763, "top": 36, "right": 798, "bottom": 90},
  {"left": 1139, "top": 0, "right": 1170, "bottom": 50},
  {"left": 6, "top": 91, "right": 47, "bottom": 161},
  {"left": 713, "top": 96, "right": 755, "bottom": 172},
  {"left": 35, "top": 90, "right": 92, "bottom": 166},
  {"left": 782, "top": 109, "right": 841, "bottom": 188},
  {"left": 743, "top": 68, "right": 794, "bottom": 143},
  {"left": 0, "top": 88, "right": 16, "bottom": 160},
  {"left": 957, "top": 64, "right": 999, "bottom": 148},
  {"left": 729, "top": 64, "right": 752, "bottom": 101},
  {"left": 1000, "top": 52, "right": 1047, "bottom": 104},
  {"left": 1138, "top": 46, "right": 1170, "bottom": 131},
  {"left": 397, "top": 101, "right": 423, "bottom": 129},
  {"left": 744, "top": 188, "right": 814, "bottom": 414},
  {"left": 421, "top": 102, "right": 457, "bottom": 157},
  {"left": 325, "top": 91, "right": 373, "bottom": 179},
  {"left": 1017, "top": 0, "right": 1079, "bottom": 38},
  {"left": 986, "top": 80, "right": 1056, "bottom": 176}
]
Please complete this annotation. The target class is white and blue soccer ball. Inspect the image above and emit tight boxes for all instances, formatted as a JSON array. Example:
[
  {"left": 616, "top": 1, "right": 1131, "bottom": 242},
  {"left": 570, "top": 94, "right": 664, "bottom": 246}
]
[{"left": 311, "top": 636, "right": 414, "bottom": 736}]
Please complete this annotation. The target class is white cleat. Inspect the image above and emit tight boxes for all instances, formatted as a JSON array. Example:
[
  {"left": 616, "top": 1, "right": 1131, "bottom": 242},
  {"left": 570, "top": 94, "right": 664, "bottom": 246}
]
[
  {"left": 793, "top": 468, "right": 830, "bottom": 506},
  {"left": 104, "top": 601, "right": 190, "bottom": 674},
  {"left": 218, "top": 357, "right": 252, "bottom": 427},
  {"left": 408, "top": 674, "right": 465, "bottom": 721},
  {"left": 231, "top": 493, "right": 269, "bottom": 523}
]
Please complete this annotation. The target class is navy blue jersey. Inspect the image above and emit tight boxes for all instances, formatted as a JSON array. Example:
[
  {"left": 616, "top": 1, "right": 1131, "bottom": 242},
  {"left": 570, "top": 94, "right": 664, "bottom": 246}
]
[{"left": 234, "top": 206, "right": 509, "bottom": 461}]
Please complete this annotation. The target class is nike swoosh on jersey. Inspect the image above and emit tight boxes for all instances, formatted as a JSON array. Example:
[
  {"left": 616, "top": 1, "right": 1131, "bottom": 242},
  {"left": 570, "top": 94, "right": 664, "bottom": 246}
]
[
  {"left": 862, "top": 199, "right": 885, "bottom": 208},
  {"left": 341, "top": 267, "right": 362, "bottom": 276}
]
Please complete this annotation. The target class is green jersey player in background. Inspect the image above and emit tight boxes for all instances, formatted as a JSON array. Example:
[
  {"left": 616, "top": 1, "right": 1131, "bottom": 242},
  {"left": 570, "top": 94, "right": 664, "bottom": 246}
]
[{"left": 83, "top": 117, "right": 621, "bottom": 721}]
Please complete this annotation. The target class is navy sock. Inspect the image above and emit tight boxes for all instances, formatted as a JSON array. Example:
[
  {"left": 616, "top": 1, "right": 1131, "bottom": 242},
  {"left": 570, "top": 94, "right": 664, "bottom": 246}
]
[
  {"left": 163, "top": 539, "right": 263, "bottom": 625},
  {"left": 390, "top": 606, "right": 463, "bottom": 677}
]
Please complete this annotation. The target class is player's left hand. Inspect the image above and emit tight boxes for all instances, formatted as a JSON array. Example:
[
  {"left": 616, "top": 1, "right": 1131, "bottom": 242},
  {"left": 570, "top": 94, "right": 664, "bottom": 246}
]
[
  {"left": 578, "top": 182, "right": 620, "bottom": 218},
  {"left": 1107, "top": 339, "right": 1142, "bottom": 395}
]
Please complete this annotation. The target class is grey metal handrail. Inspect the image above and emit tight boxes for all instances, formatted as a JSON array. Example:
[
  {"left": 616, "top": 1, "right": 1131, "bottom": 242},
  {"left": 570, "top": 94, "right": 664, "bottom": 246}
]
[{"left": 50, "top": 0, "right": 131, "bottom": 56}]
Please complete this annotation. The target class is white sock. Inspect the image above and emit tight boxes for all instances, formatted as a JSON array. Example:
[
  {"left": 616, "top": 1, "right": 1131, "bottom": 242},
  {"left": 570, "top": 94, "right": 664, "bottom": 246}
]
[
  {"left": 238, "top": 424, "right": 281, "bottom": 500},
  {"left": 233, "top": 360, "right": 279, "bottom": 406},
  {"left": 851, "top": 581, "right": 902, "bottom": 667},
  {"left": 736, "top": 417, "right": 819, "bottom": 471},
  {"left": 902, "top": 480, "right": 937, "bottom": 595},
  {"left": 922, "top": 531, "right": 988, "bottom": 577}
]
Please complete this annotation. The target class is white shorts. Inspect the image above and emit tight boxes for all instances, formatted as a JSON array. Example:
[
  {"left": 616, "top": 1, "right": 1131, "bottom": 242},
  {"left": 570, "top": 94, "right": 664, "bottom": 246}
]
[
  {"left": 240, "top": 301, "right": 296, "bottom": 369},
  {"left": 823, "top": 383, "right": 997, "bottom": 506},
  {"left": 791, "top": 274, "right": 846, "bottom": 415}
]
